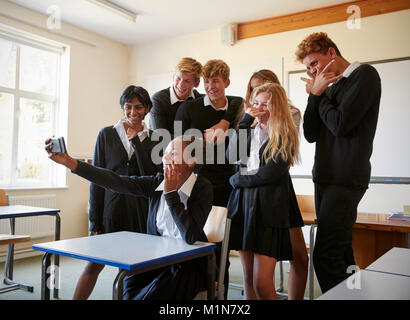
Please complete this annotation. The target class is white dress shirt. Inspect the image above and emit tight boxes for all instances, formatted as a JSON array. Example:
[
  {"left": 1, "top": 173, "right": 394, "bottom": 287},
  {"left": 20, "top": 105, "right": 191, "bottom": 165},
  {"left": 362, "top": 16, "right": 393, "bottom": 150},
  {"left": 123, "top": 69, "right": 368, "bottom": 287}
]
[
  {"left": 203, "top": 95, "right": 228, "bottom": 111},
  {"left": 154, "top": 173, "right": 197, "bottom": 239},
  {"left": 169, "top": 87, "right": 195, "bottom": 105},
  {"left": 343, "top": 61, "right": 361, "bottom": 78},
  {"left": 114, "top": 119, "right": 149, "bottom": 160},
  {"left": 246, "top": 125, "right": 269, "bottom": 173}
]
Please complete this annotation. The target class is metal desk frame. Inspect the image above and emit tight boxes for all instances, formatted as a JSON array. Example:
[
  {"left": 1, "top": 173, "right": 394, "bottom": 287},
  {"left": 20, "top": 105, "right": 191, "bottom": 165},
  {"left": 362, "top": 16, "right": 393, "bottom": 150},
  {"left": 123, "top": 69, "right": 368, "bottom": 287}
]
[
  {"left": 0, "top": 205, "right": 60, "bottom": 297},
  {"left": 36, "top": 232, "right": 216, "bottom": 300}
]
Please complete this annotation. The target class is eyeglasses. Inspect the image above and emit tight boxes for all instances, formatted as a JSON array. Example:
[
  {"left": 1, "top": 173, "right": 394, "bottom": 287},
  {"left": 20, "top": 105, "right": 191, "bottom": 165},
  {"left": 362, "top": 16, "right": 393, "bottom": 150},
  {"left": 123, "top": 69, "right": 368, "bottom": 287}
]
[{"left": 251, "top": 101, "right": 270, "bottom": 109}]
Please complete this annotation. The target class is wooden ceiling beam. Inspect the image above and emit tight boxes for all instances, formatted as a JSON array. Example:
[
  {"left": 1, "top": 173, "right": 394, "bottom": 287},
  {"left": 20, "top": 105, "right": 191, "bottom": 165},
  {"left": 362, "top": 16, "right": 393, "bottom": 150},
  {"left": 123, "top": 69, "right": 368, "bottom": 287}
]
[{"left": 237, "top": 0, "right": 410, "bottom": 40}]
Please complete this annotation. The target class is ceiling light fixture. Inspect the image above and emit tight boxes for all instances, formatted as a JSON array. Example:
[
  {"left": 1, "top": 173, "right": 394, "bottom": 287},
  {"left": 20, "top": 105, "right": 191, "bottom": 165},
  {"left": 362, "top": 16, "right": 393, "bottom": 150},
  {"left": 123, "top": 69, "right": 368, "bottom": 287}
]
[{"left": 86, "top": 0, "right": 137, "bottom": 22}]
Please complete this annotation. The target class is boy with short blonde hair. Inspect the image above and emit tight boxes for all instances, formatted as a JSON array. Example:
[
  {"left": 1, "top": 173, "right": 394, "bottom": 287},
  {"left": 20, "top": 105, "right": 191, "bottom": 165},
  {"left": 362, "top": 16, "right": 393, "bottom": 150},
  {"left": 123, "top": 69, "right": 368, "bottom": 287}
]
[
  {"left": 150, "top": 57, "right": 241, "bottom": 137},
  {"left": 175, "top": 57, "right": 203, "bottom": 80},
  {"left": 202, "top": 59, "right": 230, "bottom": 82}
]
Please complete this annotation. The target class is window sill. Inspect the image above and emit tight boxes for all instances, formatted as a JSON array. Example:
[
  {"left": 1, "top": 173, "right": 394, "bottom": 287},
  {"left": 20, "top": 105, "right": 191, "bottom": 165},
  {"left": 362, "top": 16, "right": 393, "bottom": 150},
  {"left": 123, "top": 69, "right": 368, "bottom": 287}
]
[{"left": 2, "top": 186, "right": 69, "bottom": 191}]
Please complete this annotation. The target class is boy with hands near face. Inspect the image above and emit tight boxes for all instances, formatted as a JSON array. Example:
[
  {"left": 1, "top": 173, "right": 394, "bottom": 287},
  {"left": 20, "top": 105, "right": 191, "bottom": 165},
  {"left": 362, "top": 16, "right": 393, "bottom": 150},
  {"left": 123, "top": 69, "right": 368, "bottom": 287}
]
[{"left": 296, "top": 32, "right": 381, "bottom": 293}]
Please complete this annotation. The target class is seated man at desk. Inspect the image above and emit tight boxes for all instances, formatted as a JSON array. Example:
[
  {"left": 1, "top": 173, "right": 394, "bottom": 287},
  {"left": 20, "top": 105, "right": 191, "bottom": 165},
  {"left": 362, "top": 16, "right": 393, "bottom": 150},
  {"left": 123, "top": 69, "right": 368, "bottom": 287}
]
[{"left": 45, "top": 135, "right": 212, "bottom": 300}]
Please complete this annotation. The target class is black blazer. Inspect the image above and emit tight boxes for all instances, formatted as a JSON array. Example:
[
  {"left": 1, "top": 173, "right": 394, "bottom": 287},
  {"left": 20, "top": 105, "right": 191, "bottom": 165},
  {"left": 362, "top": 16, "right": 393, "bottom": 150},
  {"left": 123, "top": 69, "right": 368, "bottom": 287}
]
[
  {"left": 89, "top": 126, "right": 156, "bottom": 233},
  {"left": 227, "top": 113, "right": 294, "bottom": 228},
  {"left": 150, "top": 88, "right": 202, "bottom": 135},
  {"left": 74, "top": 161, "right": 212, "bottom": 244},
  {"left": 129, "top": 131, "right": 163, "bottom": 175},
  {"left": 150, "top": 87, "right": 243, "bottom": 134}
]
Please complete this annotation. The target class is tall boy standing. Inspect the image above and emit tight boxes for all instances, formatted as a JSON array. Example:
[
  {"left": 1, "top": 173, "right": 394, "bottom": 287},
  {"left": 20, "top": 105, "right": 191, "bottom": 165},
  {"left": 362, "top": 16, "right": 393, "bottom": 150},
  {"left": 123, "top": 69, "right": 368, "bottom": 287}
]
[{"left": 296, "top": 32, "right": 381, "bottom": 293}]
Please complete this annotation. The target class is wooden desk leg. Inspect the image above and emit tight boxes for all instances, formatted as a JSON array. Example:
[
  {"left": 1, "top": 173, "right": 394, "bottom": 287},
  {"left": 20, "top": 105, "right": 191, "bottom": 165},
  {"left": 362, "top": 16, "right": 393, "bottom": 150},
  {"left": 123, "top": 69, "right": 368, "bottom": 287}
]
[
  {"left": 41, "top": 253, "right": 52, "bottom": 300},
  {"left": 207, "top": 251, "right": 216, "bottom": 300}
]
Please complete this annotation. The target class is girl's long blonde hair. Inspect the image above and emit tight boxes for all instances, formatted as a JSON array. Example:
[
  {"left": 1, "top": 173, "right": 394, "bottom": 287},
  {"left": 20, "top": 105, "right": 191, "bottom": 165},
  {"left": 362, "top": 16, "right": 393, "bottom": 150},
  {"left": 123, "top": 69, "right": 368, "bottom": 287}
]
[{"left": 251, "top": 82, "right": 300, "bottom": 167}]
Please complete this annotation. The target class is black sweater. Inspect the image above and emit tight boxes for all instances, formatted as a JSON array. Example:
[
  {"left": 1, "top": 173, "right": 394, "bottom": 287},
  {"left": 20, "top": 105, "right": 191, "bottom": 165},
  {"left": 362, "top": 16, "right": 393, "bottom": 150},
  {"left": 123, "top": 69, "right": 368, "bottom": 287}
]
[
  {"left": 150, "top": 88, "right": 202, "bottom": 135},
  {"left": 303, "top": 64, "right": 381, "bottom": 188},
  {"left": 175, "top": 96, "right": 243, "bottom": 186},
  {"left": 150, "top": 87, "right": 243, "bottom": 135}
]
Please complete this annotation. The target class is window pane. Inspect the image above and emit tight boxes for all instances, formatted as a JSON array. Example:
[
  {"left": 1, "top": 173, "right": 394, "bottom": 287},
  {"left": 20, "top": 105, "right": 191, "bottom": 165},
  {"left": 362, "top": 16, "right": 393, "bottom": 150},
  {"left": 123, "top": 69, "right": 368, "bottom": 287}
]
[
  {"left": 0, "top": 93, "right": 14, "bottom": 185},
  {"left": 19, "top": 45, "right": 58, "bottom": 95},
  {"left": 0, "top": 38, "right": 17, "bottom": 88},
  {"left": 16, "top": 98, "right": 53, "bottom": 184}
]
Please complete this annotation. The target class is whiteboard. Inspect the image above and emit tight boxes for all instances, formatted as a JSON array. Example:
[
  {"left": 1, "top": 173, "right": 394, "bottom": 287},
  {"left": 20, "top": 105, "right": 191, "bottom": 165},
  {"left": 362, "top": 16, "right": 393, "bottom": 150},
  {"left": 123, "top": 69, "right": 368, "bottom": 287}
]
[{"left": 287, "top": 57, "right": 410, "bottom": 183}]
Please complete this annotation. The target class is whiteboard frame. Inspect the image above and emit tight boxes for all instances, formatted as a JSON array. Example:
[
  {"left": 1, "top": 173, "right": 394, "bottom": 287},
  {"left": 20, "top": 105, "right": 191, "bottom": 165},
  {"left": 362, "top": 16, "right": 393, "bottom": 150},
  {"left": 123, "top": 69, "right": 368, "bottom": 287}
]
[{"left": 287, "top": 56, "right": 410, "bottom": 184}]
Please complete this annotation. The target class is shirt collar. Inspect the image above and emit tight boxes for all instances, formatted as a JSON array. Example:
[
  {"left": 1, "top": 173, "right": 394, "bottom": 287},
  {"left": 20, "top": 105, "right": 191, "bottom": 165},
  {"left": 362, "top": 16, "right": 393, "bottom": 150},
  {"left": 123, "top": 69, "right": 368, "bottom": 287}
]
[
  {"left": 139, "top": 121, "right": 150, "bottom": 138},
  {"left": 169, "top": 86, "right": 195, "bottom": 105},
  {"left": 155, "top": 172, "right": 197, "bottom": 197},
  {"left": 343, "top": 61, "right": 361, "bottom": 78},
  {"left": 203, "top": 95, "right": 228, "bottom": 111},
  {"left": 114, "top": 119, "right": 150, "bottom": 138}
]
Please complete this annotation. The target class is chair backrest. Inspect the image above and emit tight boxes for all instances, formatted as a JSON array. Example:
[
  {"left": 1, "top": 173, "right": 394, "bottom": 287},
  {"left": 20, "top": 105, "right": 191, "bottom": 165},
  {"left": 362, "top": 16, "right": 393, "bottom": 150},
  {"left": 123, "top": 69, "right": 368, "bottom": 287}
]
[
  {"left": 203, "top": 206, "right": 227, "bottom": 243},
  {"left": 203, "top": 206, "right": 231, "bottom": 300},
  {"left": 0, "top": 189, "right": 8, "bottom": 206},
  {"left": 296, "top": 194, "right": 315, "bottom": 213}
]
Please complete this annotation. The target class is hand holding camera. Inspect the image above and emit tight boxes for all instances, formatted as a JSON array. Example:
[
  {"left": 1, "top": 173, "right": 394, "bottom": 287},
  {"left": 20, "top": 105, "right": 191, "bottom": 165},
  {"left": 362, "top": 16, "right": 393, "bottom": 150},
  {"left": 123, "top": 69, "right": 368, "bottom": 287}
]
[{"left": 45, "top": 136, "right": 78, "bottom": 171}]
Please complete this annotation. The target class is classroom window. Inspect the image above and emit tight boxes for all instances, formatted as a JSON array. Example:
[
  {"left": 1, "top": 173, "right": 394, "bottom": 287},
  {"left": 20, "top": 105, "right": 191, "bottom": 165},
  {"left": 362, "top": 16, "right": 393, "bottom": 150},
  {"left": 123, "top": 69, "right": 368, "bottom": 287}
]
[{"left": 0, "top": 26, "right": 69, "bottom": 189}]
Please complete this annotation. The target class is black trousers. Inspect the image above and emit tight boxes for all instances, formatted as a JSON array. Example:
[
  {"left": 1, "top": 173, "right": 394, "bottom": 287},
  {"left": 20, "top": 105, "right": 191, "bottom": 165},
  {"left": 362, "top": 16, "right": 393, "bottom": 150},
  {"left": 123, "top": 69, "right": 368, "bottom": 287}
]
[{"left": 313, "top": 184, "right": 366, "bottom": 293}]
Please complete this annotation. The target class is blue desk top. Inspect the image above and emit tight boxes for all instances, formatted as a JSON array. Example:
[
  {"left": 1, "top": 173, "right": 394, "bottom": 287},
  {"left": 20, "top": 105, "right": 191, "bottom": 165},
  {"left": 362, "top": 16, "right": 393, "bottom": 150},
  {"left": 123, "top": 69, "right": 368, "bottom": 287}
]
[
  {"left": 366, "top": 247, "right": 410, "bottom": 277},
  {"left": 32, "top": 231, "right": 216, "bottom": 271},
  {"left": 0, "top": 205, "right": 60, "bottom": 218},
  {"left": 317, "top": 269, "right": 410, "bottom": 300}
]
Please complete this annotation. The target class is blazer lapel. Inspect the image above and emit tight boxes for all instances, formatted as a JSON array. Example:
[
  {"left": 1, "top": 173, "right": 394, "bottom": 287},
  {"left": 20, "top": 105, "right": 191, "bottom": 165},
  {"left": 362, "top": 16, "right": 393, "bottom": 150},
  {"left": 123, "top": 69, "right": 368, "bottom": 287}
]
[{"left": 111, "top": 126, "right": 130, "bottom": 161}]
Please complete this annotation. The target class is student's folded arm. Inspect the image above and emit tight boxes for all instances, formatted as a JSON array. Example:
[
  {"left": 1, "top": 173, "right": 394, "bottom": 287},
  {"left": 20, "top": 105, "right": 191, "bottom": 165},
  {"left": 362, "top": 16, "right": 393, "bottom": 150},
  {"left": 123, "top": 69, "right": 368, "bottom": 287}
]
[
  {"left": 303, "top": 94, "right": 323, "bottom": 143},
  {"left": 224, "top": 96, "right": 244, "bottom": 125},
  {"left": 73, "top": 161, "right": 156, "bottom": 198},
  {"left": 238, "top": 112, "right": 255, "bottom": 129},
  {"left": 318, "top": 66, "right": 381, "bottom": 137},
  {"left": 230, "top": 156, "right": 289, "bottom": 188},
  {"left": 164, "top": 183, "right": 212, "bottom": 245}
]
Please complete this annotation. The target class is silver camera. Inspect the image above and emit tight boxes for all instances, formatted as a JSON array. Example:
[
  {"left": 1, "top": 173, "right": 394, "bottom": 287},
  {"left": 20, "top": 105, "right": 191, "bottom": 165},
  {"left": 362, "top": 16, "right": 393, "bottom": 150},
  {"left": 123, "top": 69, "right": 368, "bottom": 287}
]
[{"left": 50, "top": 136, "right": 67, "bottom": 153}]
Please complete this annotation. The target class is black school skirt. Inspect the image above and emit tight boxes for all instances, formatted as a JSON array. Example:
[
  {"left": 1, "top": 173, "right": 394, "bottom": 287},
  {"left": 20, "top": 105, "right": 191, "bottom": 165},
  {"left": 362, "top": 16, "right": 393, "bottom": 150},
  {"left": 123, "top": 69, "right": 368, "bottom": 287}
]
[{"left": 228, "top": 187, "right": 302, "bottom": 261}]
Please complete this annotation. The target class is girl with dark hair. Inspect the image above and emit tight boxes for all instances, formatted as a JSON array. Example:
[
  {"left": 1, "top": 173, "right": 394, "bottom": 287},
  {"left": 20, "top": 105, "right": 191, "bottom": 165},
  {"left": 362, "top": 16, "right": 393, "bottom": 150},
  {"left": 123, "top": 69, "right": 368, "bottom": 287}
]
[{"left": 73, "top": 85, "right": 161, "bottom": 299}]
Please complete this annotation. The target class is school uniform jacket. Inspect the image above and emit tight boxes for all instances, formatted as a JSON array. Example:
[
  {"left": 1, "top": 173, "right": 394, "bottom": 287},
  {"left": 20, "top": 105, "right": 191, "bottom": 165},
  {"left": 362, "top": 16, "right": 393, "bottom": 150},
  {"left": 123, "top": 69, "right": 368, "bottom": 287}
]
[
  {"left": 89, "top": 126, "right": 157, "bottom": 234},
  {"left": 150, "top": 87, "right": 243, "bottom": 135},
  {"left": 227, "top": 113, "right": 299, "bottom": 228}
]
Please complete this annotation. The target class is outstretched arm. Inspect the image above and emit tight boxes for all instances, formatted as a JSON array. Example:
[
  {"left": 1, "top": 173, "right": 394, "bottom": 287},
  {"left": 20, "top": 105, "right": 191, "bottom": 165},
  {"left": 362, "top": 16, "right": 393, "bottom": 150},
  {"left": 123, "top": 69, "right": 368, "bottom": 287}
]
[{"left": 45, "top": 138, "right": 156, "bottom": 198}]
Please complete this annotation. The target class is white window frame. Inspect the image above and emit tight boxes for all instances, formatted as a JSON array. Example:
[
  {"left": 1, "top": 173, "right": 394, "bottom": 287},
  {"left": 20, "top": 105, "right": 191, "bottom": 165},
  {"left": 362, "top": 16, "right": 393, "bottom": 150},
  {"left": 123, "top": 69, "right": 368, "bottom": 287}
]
[{"left": 0, "top": 23, "right": 70, "bottom": 190}]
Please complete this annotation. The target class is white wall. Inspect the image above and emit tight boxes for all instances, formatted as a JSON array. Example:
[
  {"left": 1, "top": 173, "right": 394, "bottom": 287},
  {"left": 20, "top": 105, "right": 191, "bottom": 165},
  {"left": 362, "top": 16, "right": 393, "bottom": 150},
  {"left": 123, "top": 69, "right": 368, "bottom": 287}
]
[
  {"left": 130, "top": 10, "right": 410, "bottom": 214},
  {"left": 0, "top": 1, "right": 130, "bottom": 240}
]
